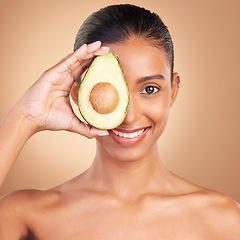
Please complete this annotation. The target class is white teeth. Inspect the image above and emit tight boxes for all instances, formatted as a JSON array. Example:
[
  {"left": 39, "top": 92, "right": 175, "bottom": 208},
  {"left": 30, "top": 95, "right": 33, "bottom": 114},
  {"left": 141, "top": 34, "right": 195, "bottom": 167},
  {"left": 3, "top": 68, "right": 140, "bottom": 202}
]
[
  {"left": 119, "top": 132, "right": 124, "bottom": 137},
  {"left": 112, "top": 129, "right": 145, "bottom": 139}
]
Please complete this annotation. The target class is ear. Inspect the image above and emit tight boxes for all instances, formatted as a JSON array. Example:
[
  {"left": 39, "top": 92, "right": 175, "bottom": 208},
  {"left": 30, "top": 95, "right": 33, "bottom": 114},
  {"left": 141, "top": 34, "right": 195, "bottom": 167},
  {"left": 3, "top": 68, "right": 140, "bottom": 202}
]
[
  {"left": 170, "top": 72, "right": 180, "bottom": 107},
  {"left": 70, "top": 81, "right": 80, "bottom": 105}
]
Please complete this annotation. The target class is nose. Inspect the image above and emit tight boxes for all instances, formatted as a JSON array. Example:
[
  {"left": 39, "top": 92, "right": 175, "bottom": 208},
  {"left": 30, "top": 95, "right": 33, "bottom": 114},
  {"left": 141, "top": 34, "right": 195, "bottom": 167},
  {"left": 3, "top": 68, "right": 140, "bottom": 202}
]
[{"left": 121, "top": 94, "right": 141, "bottom": 126}]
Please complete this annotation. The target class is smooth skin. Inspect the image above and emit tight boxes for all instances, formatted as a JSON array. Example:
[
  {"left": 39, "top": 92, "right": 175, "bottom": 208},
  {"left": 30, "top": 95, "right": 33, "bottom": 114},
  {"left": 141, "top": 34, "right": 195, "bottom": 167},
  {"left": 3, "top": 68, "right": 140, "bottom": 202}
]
[{"left": 0, "top": 39, "right": 240, "bottom": 240}]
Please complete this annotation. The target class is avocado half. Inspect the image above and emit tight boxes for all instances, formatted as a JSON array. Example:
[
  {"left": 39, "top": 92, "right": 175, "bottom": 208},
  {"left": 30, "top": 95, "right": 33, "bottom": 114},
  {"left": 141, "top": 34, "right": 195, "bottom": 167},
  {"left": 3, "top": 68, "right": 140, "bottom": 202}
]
[{"left": 78, "top": 53, "right": 129, "bottom": 130}]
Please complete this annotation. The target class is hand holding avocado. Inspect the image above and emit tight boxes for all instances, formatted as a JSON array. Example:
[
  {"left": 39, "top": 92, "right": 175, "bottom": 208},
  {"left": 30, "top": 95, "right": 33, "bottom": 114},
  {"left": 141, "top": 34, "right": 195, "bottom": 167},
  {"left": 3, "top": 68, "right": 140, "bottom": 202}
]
[
  {"left": 14, "top": 41, "right": 110, "bottom": 138},
  {"left": 0, "top": 41, "right": 109, "bottom": 186}
]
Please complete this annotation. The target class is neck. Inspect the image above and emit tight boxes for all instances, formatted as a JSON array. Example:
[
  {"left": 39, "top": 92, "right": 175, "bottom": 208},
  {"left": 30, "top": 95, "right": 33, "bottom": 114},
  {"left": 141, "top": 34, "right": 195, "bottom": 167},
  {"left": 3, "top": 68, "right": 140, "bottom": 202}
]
[{"left": 85, "top": 143, "right": 169, "bottom": 200}]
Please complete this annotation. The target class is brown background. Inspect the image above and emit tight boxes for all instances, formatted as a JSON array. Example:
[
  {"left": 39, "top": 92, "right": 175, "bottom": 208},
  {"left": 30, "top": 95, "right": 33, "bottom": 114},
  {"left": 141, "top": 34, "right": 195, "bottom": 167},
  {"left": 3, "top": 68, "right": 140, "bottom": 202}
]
[{"left": 0, "top": 0, "right": 239, "bottom": 201}]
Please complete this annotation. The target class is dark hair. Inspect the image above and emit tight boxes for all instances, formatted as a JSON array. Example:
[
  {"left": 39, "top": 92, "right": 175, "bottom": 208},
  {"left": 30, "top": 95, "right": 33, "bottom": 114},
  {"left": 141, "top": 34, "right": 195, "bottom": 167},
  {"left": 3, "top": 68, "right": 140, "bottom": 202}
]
[{"left": 74, "top": 4, "right": 174, "bottom": 80}]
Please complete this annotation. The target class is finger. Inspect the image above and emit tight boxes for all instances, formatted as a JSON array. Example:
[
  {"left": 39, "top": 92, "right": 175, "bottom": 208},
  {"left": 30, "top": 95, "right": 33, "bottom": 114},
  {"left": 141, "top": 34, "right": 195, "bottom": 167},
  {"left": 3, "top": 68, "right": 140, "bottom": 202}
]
[
  {"left": 69, "top": 44, "right": 109, "bottom": 80},
  {"left": 54, "top": 43, "right": 89, "bottom": 73},
  {"left": 72, "top": 44, "right": 109, "bottom": 65},
  {"left": 86, "top": 40, "right": 102, "bottom": 52},
  {"left": 54, "top": 42, "right": 108, "bottom": 81},
  {"left": 93, "top": 46, "right": 110, "bottom": 56},
  {"left": 64, "top": 41, "right": 103, "bottom": 69},
  {"left": 71, "top": 58, "right": 93, "bottom": 83},
  {"left": 61, "top": 44, "right": 109, "bottom": 85},
  {"left": 68, "top": 116, "right": 109, "bottom": 139}
]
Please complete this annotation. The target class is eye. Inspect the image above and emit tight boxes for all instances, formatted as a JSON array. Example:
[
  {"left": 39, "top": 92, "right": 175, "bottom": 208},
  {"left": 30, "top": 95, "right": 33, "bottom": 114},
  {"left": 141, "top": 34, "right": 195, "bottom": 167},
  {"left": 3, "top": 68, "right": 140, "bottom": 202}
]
[{"left": 140, "top": 86, "right": 160, "bottom": 95}]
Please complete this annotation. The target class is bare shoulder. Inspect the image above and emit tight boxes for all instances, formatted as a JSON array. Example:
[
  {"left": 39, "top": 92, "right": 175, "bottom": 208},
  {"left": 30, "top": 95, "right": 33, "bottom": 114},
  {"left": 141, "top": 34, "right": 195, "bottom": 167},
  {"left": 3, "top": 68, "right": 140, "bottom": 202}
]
[
  {"left": 0, "top": 189, "right": 62, "bottom": 239},
  {"left": 0, "top": 188, "right": 63, "bottom": 209},
  {"left": 196, "top": 188, "right": 240, "bottom": 216},
  {"left": 192, "top": 188, "right": 240, "bottom": 238}
]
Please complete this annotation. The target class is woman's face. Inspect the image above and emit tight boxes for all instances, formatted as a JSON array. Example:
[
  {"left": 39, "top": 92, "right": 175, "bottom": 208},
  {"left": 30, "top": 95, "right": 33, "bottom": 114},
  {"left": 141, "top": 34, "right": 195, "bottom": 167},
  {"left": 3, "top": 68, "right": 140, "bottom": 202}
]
[{"left": 96, "top": 38, "right": 179, "bottom": 161}]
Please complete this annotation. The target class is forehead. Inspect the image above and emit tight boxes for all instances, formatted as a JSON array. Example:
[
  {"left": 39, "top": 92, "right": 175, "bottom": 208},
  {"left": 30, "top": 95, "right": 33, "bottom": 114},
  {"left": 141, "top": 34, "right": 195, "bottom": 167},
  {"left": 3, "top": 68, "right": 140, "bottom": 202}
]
[{"left": 105, "top": 38, "right": 171, "bottom": 81}]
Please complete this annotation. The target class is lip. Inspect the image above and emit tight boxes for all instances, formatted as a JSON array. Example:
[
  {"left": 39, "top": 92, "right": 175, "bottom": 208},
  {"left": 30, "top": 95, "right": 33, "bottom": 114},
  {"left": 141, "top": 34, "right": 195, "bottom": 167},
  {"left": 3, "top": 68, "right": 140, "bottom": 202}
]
[{"left": 109, "top": 127, "right": 151, "bottom": 146}]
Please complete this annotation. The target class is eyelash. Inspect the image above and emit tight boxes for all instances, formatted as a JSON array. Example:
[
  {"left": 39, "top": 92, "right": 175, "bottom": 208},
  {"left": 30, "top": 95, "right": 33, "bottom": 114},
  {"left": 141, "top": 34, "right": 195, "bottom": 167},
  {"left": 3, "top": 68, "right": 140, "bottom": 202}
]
[{"left": 140, "top": 85, "right": 160, "bottom": 95}]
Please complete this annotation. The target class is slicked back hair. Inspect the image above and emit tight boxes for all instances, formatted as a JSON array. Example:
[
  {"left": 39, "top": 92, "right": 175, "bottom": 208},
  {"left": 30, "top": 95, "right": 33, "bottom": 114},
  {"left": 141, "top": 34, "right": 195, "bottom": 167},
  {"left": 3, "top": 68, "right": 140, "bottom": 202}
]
[{"left": 74, "top": 4, "right": 174, "bottom": 80}]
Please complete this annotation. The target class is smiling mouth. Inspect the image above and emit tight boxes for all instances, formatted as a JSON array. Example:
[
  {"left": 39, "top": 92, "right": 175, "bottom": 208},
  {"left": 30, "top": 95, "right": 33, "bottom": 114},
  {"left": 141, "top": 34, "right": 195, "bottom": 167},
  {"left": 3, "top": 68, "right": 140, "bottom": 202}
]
[
  {"left": 109, "top": 127, "right": 150, "bottom": 145},
  {"left": 112, "top": 128, "right": 146, "bottom": 139}
]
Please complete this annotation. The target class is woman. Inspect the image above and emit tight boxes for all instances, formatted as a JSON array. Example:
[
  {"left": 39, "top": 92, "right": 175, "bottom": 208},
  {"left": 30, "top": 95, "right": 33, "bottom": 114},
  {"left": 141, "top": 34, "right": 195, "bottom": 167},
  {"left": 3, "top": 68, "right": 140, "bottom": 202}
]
[{"left": 0, "top": 4, "right": 239, "bottom": 239}]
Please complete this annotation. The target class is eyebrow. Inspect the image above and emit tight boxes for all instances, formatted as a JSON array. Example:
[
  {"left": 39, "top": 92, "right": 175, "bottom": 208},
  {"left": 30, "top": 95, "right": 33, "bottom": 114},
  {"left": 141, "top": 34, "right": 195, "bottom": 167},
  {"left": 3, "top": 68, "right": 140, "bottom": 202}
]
[{"left": 137, "top": 74, "right": 166, "bottom": 84}]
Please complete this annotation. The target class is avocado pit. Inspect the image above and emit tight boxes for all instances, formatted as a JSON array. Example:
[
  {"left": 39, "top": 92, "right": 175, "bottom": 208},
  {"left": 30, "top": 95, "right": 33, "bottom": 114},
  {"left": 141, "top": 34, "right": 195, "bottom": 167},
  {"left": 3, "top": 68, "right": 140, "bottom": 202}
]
[{"left": 89, "top": 82, "right": 119, "bottom": 114}]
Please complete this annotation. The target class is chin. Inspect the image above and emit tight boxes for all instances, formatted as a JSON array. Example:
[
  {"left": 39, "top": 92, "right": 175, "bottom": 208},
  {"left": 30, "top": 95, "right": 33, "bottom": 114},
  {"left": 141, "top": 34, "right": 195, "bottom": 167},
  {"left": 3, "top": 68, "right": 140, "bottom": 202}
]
[
  {"left": 96, "top": 138, "right": 158, "bottom": 164},
  {"left": 114, "top": 149, "right": 147, "bottom": 162}
]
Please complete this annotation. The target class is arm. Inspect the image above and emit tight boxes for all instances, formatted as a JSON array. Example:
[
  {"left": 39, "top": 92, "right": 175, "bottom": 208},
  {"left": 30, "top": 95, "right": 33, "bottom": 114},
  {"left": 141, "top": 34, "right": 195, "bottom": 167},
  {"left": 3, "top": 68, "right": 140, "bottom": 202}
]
[
  {"left": 0, "top": 107, "right": 34, "bottom": 188},
  {"left": 0, "top": 41, "right": 109, "bottom": 188},
  {"left": 0, "top": 191, "right": 29, "bottom": 239}
]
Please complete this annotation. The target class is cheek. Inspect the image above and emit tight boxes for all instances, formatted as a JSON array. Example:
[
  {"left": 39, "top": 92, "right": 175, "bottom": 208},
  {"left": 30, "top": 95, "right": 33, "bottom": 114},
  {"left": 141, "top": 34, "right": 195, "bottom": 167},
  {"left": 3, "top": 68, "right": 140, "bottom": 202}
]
[
  {"left": 150, "top": 106, "right": 169, "bottom": 124},
  {"left": 146, "top": 94, "right": 170, "bottom": 115},
  {"left": 143, "top": 95, "right": 171, "bottom": 130}
]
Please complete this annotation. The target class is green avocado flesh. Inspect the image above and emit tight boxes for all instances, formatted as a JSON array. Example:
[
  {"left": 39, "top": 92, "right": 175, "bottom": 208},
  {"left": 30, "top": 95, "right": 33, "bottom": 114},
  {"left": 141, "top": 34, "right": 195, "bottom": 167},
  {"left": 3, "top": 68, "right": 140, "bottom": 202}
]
[{"left": 78, "top": 53, "right": 129, "bottom": 130}]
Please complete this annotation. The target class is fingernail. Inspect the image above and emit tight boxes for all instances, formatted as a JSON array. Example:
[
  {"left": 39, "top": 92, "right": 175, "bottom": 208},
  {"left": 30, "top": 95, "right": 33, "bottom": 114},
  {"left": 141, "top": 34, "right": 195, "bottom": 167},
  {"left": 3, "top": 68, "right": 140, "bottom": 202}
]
[
  {"left": 101, "top": 46, "right": 109, "bottom": 50},
  {"left": 98, "top": 132, "right": 109, "bottom": 136},
  {"left": 80, "top": 43, "right": 87, "bottom": 48},
  {"left": 93, "top": 40, "right": 101, "bottom": 44}
]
